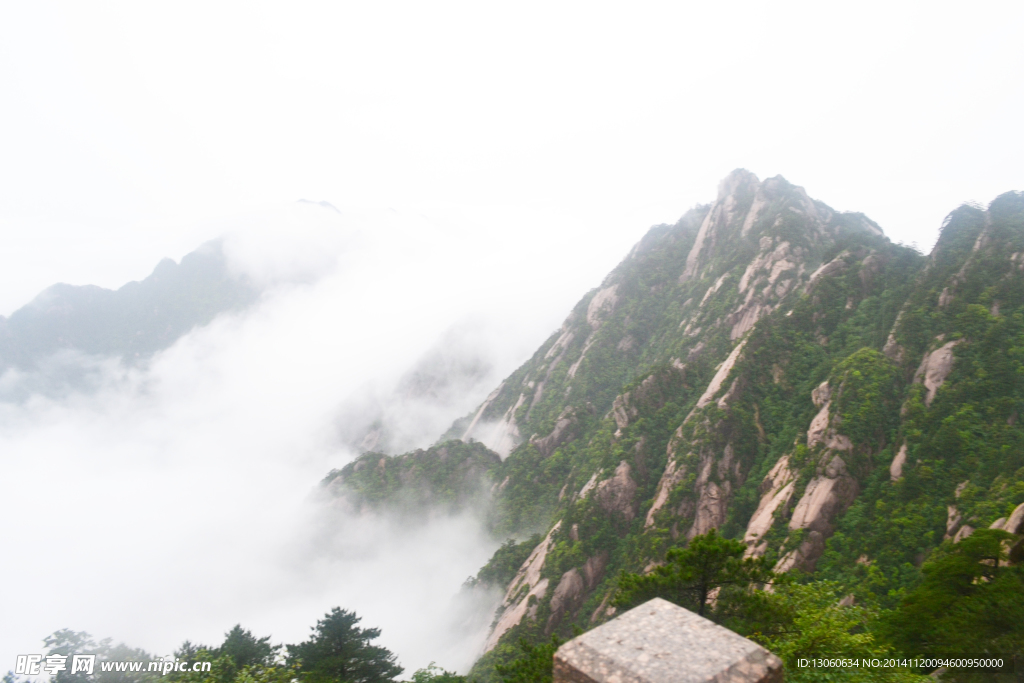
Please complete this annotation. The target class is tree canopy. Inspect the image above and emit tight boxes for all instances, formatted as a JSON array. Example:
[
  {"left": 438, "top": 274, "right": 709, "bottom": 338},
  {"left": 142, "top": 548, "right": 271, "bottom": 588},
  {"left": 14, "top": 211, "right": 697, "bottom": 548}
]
[
  {"left": 614, "top": 529, "right": 774, "bottom": 633},
  {"left": 287, "top": 608, "right": 403, "bottom": 683},
  {"left": 882, "top": 529, "right": 1024, "bottom": 681}
]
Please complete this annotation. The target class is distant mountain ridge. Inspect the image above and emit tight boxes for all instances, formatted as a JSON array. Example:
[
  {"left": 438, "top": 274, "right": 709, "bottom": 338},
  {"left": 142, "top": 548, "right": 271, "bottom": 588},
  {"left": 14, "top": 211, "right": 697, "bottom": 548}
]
[{"left": 0, "top": 240, "right": 259, "bottom": 374}]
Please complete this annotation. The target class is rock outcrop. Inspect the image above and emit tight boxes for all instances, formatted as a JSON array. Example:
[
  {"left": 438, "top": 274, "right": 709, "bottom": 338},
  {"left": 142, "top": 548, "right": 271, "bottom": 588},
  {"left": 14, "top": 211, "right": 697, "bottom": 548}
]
[
  {"left": 484, "top": 521, "right": 561, "bottom": 652},
  {"left": 532, "top": 407, "right": 580, "bottom": 457},
  {"left": 546, "top": 551, "right": 609, "bottom": 633},
  {"left": 594, "top": 461, "right": 638, "bottom": 521},
  {"left": 914, "top": 340, "right": 961, "bottom": 406},
  {"left": 775, "top": 454, "right": 859, "bottom": 572},
  {"left": 890, "top": 443, "right": 908, "bottom": 480},
  {"left": 743, "top": 456, "right": 797, "bottom": 557},
  {"left": 1005, "top": 502, "right": 1024, "bottom": 535},
  {"left": 449, "top": 177, "right": 1024, "bottom": 670}
]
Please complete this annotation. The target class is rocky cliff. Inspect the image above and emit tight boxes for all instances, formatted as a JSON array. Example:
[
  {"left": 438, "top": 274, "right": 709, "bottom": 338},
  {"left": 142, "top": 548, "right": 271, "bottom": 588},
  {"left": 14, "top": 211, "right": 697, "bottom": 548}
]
[{"left": 324, "top": 171, "right": 1024, "bottom": 676}]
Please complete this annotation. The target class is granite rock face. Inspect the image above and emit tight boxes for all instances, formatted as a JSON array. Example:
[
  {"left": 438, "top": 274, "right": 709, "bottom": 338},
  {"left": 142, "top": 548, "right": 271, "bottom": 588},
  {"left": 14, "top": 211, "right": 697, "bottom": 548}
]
[{"left": 553, "top": 598, "right": 783, "bottom": 683}]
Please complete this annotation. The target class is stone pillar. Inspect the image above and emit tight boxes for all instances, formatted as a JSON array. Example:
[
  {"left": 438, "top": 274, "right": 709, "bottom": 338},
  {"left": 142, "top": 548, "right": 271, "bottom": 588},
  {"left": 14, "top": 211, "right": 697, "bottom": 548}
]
[{"left": 553, "top": 597, "right": 783, "bottom": 683}]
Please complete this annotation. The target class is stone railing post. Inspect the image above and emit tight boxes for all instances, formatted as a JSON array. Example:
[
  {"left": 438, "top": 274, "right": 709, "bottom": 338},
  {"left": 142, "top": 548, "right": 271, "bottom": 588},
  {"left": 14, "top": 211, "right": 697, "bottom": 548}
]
[{"left": 553, "top": 597, "right": 783, "bottom": 682}]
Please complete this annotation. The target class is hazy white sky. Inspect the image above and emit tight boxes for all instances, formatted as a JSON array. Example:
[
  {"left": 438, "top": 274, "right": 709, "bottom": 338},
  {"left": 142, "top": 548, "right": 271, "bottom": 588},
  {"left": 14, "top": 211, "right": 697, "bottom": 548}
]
[
  {"left": 2, "top": 0, "right": 1024, "bottom": 673},
  {"left": 1, "top": 1, "right": 1022, "bottom": 312}
]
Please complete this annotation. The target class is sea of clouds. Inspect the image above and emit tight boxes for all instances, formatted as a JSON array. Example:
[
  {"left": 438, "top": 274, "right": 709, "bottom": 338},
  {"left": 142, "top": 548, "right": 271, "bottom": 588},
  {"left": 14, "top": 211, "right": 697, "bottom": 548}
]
[{"left": 0, "top": 200, "right": 647, "bottom": 674}]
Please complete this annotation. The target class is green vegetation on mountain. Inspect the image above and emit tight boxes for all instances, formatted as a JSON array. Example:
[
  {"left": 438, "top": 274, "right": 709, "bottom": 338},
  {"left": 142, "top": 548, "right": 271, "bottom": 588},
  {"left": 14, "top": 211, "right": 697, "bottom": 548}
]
[
  {"left": 491, "top": 636, "right": 563, "bottom": 683},
  {"left": 13, "top": 172, "right": 1024, "bottom": 683},
  {"left": 323, "top": 172, "right": 1024, "bottom": 682},
  {"left": 465, "top": 535, "right": 542, "bottom": 590},
  {"left": 614, "top": 529, "right": 773, "bottom": 626},
  {"left": 322, "top": 440, "right": 501, "bottom": 516},
  {"left": 881, "top": 529, "right": 1024, "bottom": 681},
  {"left": 752, "top": 581, "right": 927, "bottom": 683}
]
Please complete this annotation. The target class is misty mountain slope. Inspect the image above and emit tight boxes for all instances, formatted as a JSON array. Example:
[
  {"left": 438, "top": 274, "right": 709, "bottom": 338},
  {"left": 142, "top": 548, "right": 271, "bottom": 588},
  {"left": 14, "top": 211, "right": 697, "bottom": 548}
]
[
  {"left": 321, "top": 174, "right": 1024, "bottom": 678},
  {"left": 323, "top": 440, "right": 501, "bottom": 517},
  {"left": 443, "top": 170, "right": 895, "bottom": 456},
  {"left": 335, "top": 322, "right": 504, "bottom": 456},
  {"left": 434, "top": 170, "right": 917, "bottom": 537},
  {"left": 0, "top": 240, "right": 259, "bottom": 377},
  {"left": 456, "top": 172, "right": 929, "bottom": 668}
]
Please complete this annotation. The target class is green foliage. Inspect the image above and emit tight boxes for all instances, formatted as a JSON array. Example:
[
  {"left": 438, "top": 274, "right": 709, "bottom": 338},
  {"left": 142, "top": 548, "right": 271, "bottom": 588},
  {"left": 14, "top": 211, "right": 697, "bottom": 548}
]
[
  {"left": 167, "top": 652, "right": 294, "bottom": 683},
  {"left": 831, "top": 348, "right": 899, "bottom": 452},
  {"left": 287, "top": 608, "right": 403, "bottom": 683},
  {"left": 492, "top": 636, "right": 562, "bottom": 683},
  {"left": 230, "top": 664, "right": 297, "bottom": 683},
  {"left": 166, "top": 626, "right": 293, "bottom": 683},
  {"left": 323, "top": 441, "right": 501, "bottom": 516},
  {"left": 490, "top": 441, "right": 574, "bottom": 538},
  {"left": 33, "top": 613, "right": 401, "bottom": 683},
  {"left": 214, "top": 626, "right": 280, "bottom": 680},
  {"left": 468, "top": 535, "right": 542, "bottom": 589},
  {"left": 613, "top": 530, "right": 774, "bottom": 633},
  {"left": 408, "top": 663, "right": 464, "bottom": 683},
  {"left": 883, "top": 530, "right": 1024, "bottom": 670},
  {"left": 752, "top": 582, "right": 928, "bottom": 683}
]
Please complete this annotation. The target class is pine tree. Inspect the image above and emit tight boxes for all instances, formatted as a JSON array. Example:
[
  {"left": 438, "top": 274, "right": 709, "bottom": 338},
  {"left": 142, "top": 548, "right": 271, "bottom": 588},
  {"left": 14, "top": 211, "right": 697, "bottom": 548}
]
[{"left": 287, "top": 609, "right": 402, "bottom": 683}]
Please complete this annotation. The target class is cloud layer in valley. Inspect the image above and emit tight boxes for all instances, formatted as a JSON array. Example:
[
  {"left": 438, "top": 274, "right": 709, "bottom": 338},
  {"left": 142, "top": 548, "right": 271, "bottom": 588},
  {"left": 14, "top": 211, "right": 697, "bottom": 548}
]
[{"left": 0, "top": 201, "right": 638, "bottom": 673}]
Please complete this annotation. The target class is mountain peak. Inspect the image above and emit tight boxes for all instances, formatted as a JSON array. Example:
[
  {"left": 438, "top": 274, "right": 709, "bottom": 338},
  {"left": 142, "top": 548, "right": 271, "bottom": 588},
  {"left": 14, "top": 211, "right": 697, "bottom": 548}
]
[{"left": 716, "top": 168, "right": 760, "bottom": 201}]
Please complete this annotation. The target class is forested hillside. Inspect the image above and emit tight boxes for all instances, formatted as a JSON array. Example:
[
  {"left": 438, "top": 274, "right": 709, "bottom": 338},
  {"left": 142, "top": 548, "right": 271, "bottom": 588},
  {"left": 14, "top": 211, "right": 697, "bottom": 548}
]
[{"left": 328, "top": 171, "right": 1024, "bottom": 681}]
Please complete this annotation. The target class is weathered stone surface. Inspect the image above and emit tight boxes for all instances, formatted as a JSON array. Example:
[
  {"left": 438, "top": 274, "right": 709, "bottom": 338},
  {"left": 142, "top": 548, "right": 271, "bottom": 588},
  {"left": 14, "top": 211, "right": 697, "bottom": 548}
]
[
  {"left": 548, "top": 568, "right": 586, "bottom": 632},
  {"left": 689, "top": 481, "right": 727, "bottom": 540},
  {"left": 693, "top": 341, "right": 747, "bottom": 412},
  {"left": 595, "top": 461, "right": 638, "bottom": 521},
  {"left": 743, "top": 456, "right": 796, "bottom": 556},
  {"left": 582, "top": 551, "right": 609, "bottom": 589},
  {"left": 806, "top": 401, "right": 831, "bottom": 448},
  {"left": 484, "top": 521, "right": 561, "bottom": 651},
  {"left": 913, "top": 340, "right": 961, "bottom": 406},
  {"left": 774, "top": 455, "right": 858, "bottom": 572},
  {"left": 1005, "top": 502, "right": 1024, "bottom": 535},
  {"left": 579, "top": 471, "right": 601, "bottom": 500},
  {"left": 608, "top": 372, "right": 673, "bottom": 436},
  {"left": 805, "top": 253, "right": 849, "bottom": 293},
  {"left": 811, "top": 380, "right": 831, "bottom": 407},
  {"left": 533, "top": 407, "right": 580, "bottom": 457},
  {"left": 547, "top": 549, "right": 610, "bottom": 635},
  {"left": 587, "top": 285, "right": 620, "bottom": 329},
  {"left": 945, "top": 505, "right": 963, "bottom": 540},
  {"left": 553, "top": 598, "right": 783, "bottom": 683},
  {"left": 716, "top": 377, "right": 743, "bottom": 410},
  {"left": 472, "top": 391, "right": 526, "bottom": 457},
  {"left": 686, "top": 449, "right": 733, "bottom": 539},
  {"left": 953, "top": 524, "right": 975, "bottom": 543},
  {"left": 610, "top": 394, "right": 634, "bottom": 431},
  {"left": 890, "top": 443, "right": 907, "bottom": 481},
  {"left": 645, "top": 458, "right": 685, "bottom": 528},
  {"left": 681, "top": 169, "right": 761, "bottom": 282},
  {"left": 788, "top": 471, "right": 853, "bottom": 534}
]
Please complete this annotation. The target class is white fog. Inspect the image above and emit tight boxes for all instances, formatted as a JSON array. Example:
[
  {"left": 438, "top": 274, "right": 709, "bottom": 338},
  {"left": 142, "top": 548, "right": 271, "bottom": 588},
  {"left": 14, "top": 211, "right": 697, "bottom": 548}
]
[{"left": 0, "top": 202, "right": 641, "bottom": 672}]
